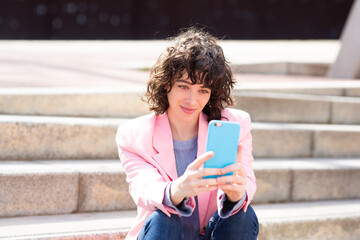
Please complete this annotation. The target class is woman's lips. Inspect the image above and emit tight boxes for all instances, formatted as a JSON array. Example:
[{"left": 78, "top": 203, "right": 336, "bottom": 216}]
[{"left": 181, "top": 106, "right": 196, "bottom": 114}]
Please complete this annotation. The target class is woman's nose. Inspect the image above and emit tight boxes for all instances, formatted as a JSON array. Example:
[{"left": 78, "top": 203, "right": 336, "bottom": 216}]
[{"left": 186, "top": 90, "right": 197, "bottom": 105}]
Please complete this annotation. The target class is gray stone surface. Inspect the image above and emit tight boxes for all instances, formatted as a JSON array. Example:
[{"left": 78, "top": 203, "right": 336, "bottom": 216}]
[
  {"left": 256, "top": 199, "right": 360, "bottom": 240},
  {"left": 232, "top": 62, "right": 288, "bottom": 75},
  {"left": 0, "top": 88, "right": 149, "bottom": 118},
  {"left": 1, "top": 200, "right": 360, "bottom": 240},
  {"left": 0, "top": 161, "right": 78, "bottom": 217},
  {"left": 253, "top": 158, "right": 360, "bottom": 203},
  {"left": 237, "top": 87, "right": 345, "bottom": 96},
  {"left": 332, "top": 100, "right": 360, "bottom": 124},
  {"left": 293, "top": 169, "right": 360, "bottom": 201},
  {"left": 252, "top": 169, "right": 291, "bottom": 203},
  {"left": 314, "top": 129, "right": 360, "bottom": 157},
  {"left": 0, "top": 210, "right": 135, "bottom": 240},
  {"left": 259, "top": 215, "right": 360, "bottom": 240},
  {"left": 2, "top": 117, "right": 360, "bottom": 160},
  {"left": 1, "top": 158, "right": 360, "bottom": 219},
  {"left": 78, "top": 171, "right": 136, "bottom": 212},
  {"left": 251, "top": 125, "right": 313, "bottom": 158},
  {"left": 289, "top": 63, "right": 329, "bottom": 76},
  {"left": 346, "top": 87, "right": 360, "bottom": 97},
  {"left": 233, "top": 92, "right": 331, "bottom": 123},
  {"left": 37, "top": 160, "right": 136, "bottom": 212},
  {"left": 0, "top": 116, "right": 125, "bottom": 160}
]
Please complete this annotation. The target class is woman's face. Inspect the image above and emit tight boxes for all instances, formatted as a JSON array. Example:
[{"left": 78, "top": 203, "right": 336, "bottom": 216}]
[{"left": 167, "top": 71, "right": 211, "bottom": 125}]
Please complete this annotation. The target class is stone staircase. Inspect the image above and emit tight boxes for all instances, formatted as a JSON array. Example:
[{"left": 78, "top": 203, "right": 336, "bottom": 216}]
[{"left": 1, "top": 83, "right": 360, "bottom": 240}]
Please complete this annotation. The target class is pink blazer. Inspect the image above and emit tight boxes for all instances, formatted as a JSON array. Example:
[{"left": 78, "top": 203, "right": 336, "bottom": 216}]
[{"left": 116, "top": 108, "right": 256, "bottom": 240}]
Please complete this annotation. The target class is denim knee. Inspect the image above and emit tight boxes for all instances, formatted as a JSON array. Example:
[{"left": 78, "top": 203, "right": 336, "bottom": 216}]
[
  {"left": 206, "top": 206, "right": 259, "bottom": 240},
  {"left": 138, "top": 210, "right": 182, "bottom": 240},
  {"left": 237, "top": 206, "right": 259, "bottom": 235}
]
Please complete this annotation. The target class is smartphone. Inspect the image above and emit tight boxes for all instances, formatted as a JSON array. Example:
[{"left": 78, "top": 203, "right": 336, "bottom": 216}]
[{"left": 203, "top": 120, "right": 241, "bottom": 179}]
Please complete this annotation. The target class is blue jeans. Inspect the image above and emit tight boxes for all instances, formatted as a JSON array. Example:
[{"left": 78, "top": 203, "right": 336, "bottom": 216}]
[{"left": 138, "top": 206, "right": 259, "bottom": 240}]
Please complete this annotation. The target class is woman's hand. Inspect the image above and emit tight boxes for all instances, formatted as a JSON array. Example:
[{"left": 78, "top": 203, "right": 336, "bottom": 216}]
[
  {"left": 170, "top": 151, "right": 222, "bottom": 206},
  {"left": 216, "top": 145, "right": 247, "bottom": 202}
]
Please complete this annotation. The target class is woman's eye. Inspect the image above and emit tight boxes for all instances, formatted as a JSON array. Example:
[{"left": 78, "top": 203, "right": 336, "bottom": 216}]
[
  {"left": 178, "top": 85, "right": 188, "bottom": 90},
  {"left": 200, "top": 89, "right": 209, "bottom": 94}
]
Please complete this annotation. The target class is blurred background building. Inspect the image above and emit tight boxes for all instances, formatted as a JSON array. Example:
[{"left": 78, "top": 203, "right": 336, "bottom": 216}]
[{"left": 0, "top": 0, "right": 355, "bottom": 39}]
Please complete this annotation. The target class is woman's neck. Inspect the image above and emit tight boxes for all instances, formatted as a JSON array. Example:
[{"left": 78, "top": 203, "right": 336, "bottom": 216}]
[{"left": 168, "top": 117, "right": 199, "bottom": 141}]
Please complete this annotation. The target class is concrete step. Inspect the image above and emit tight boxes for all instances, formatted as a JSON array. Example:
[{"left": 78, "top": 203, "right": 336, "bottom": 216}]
[
  {"left": 1, "top": 159, "right": 359, "bottom": 218},
  {"left": 233, "top": 91, "right": 360, "bottom": 124},
  {"left": 1, "top": 199, "right": 359, "bottom": 240},
  {"left": 235, "top": 79, "right": 360, "bottom": 97},
  {"left": 0, "top": 87, "right": 149, "bottom": 118},
  {"left": 1, "top": 87, "right": 360, "bottom": 124},
  {"left": 255, "top": 199, "right": 360, "bottom": 240},
  {"left": 2, "top": 115, "right": 360, "bottom": 160},
  {"left": 252, "top": 122, "right": 360, "bottom": 158},
  {"left": 0, "top": 211, "right": 134, "bottom": 240},
  {"left": 0, "top": 160, "right": 135, "bottom": 218},
  {"left": 253, "top": 158, "right": 360, "bottom": 204}
]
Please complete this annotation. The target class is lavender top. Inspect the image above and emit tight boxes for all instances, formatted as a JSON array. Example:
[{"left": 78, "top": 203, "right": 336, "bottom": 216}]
[{"left": 163, "top": 135, "right": 246, "bottom": 240}]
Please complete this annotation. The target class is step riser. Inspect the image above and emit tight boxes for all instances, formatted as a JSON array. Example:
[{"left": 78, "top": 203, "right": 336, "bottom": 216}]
[
  {"left": 0, "top": 121, "right": 119, "bottom": 160},
  {"left": 254, "top": 169, "right": 360, "bottom": 203},
  {"left": 0, "top": 162, "right": 136, "bottom": 218},
  {"left": 2, "top": 200, "right": 359, "bottom": 240},
  {"left": 252, "top": 127, "right": 360, "bottom": 158},
  {"left": 233, "top": 94, "right": 331, "bottom": 124},
  {"left": 78, "top": 171, "right": 135, "bottom": 212},
  {"left": 2, "top": 120, "right": 360, "bottom": 160},
  {"left": 0, "top": 172, "right": 78, "bottom": 217},
  {"left": 2, "top": 91, "right": 360, "bottom": 124},
  {"left": 0, "top": 92, "right": 149, "bottom": 118},
  {"left": 232, "top": 63, "right": 329, "bottom": 76},
  {"left": 347, "top": 88, "right": 360, "bottom": 97},
  {"left": 1, "top": 160, "right": 359, "bottom": 217},
  {"left": 234, "top": 93, "right": 360, "bottom": 125},
  {"left": 6, "top": 232, "right": 127, "bottom": 240},
  {"left": 4, "top": 219, "right": 360, "bottom": 240},
  {"left": 258, "top": 217, "right": 360, "bottom": 240}
]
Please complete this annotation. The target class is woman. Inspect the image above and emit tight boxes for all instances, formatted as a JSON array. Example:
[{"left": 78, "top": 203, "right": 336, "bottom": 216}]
[{"left": 116, "top": 28, "right": 259, "bottom": 240}]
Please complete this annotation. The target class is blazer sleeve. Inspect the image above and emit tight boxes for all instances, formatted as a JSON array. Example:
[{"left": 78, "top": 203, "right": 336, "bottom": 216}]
[{"left": 116, "top": 126, "right": 192, "bottom": 217}]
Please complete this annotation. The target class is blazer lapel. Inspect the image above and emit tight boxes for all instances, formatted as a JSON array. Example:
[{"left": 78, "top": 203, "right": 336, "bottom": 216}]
[
  {"left": 197, "top": 112, "right": 208, "bottom": 156},
  {"left": 197, "top": 112, "right": 213, "bottom": 228},
  {"left": 152, "top": 112, "right": 178, "bottom": 181}
]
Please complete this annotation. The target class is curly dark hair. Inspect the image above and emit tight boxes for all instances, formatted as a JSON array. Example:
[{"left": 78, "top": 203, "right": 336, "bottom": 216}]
[{"left": 143, "top": 27, "right": 236, "bottom": 122}]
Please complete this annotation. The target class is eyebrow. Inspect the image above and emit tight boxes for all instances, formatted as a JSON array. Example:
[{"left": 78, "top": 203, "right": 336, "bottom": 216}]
[{"left": 175, "top": 79, "right": 210, "bottom": 88}]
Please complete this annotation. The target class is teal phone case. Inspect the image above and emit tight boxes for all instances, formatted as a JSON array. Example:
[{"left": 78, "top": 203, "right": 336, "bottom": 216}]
[{"left": 203, "top": 120, "right": 241, "bottom": 179}]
